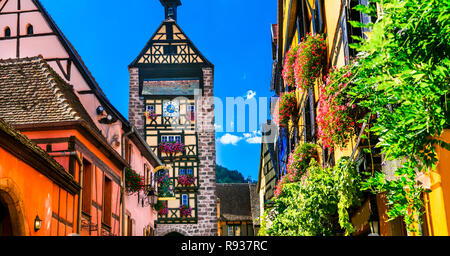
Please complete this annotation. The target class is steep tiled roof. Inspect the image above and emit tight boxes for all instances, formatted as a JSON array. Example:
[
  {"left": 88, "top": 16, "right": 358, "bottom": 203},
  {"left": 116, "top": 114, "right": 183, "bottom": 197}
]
[
  {"left": 216, "top": 183, "right": 260, "bottom": 222},
  {"left": 0, "top": 57, "right": 97, "bottom": 129}
]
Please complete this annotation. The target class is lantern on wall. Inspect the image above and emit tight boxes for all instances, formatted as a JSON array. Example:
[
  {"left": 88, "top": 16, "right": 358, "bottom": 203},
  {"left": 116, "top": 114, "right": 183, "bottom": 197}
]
[
  {"left": 34, "top": 215, "right": 42, "bottom": 232},
  {"left": 153, "top": 166, "right": 176, "bottom": 201}
]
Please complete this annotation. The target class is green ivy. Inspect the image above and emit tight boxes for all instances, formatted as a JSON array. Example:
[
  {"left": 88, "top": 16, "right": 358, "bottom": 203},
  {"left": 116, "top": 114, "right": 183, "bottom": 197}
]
[
  {"left": 259, "top": 158, "right": 362, "bottom": 236},
  {"left": 347, "top": 0, "right": 450, "bottom": 232}
]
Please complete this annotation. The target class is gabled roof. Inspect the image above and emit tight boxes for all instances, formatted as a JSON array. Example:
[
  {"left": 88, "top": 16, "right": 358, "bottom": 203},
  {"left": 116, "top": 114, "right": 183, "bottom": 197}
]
[
  {"left": 0, "top": 56, "right": 129, "bottom": 169},
  {"left": 0, "top": 57, "right": 97, "bottom": 129},
  {"left": 216, "top": 183, "right": 259, "bottom": 222},
  {"left": 129, "top": 19, "right": 213, "bottom": 67},
  {"left": 32, "top": 0, "right": 130, "bottom": 128}
]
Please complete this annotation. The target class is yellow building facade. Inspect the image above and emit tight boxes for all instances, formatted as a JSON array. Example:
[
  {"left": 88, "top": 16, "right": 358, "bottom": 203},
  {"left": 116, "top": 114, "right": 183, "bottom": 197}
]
[{"left": 260, "top": 0, "right": 450, "bottom": 236}]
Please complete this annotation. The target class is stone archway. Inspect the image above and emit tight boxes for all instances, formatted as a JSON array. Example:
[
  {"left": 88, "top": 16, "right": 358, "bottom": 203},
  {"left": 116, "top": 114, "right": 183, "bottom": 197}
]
[
  {"left": 165, "top": 231, "right": 184, "bottom": 236},
  {"left": 159, "top": 226, "right": 189, "bottom": 236},
  {"left": 0, "top": 178, "right": 30, "bottom": 236}
]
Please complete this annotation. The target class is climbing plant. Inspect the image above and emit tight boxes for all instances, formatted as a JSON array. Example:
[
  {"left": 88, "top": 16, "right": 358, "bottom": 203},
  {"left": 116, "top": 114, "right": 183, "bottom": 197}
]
[
  {"left": 346, "top": 0, "right": 450, "bottom": 232},
  {"left": 259, "top": 158, "right": 362, "bottom": 236}
]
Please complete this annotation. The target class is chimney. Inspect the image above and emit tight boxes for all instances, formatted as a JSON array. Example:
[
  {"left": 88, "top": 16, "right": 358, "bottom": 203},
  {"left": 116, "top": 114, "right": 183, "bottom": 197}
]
[{"left": 160, "top": 0, "right": 182, "bottom": 22}]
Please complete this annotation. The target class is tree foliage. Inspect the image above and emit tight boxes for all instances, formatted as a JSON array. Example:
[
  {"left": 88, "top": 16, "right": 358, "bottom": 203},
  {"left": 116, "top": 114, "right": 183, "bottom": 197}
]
[{"left": 259, "top": 158, "right": 362, "bottom": 236}]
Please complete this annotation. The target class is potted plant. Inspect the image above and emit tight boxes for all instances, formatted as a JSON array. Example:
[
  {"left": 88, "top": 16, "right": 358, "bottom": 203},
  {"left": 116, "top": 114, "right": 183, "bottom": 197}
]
[
  {"left": 158, "top": 141, "right": 185, "bottom": 156},
  {"left": 125, "top": 168, "right": 144, "bottom": 195},
  {"left": 177, "top": 174, "right": 196, "bottom": 187}
]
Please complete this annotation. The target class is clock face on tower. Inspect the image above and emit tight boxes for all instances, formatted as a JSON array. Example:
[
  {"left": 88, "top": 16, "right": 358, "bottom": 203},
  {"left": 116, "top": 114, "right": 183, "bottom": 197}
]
[{"left": 163, "top": 100, "right": 180, "bottom": 117}]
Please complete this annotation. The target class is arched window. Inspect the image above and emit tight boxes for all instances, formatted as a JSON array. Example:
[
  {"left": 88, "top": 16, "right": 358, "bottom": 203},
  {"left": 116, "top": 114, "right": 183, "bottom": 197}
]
[
  {"left": 26, "top": 24, "right": 33, "bottom": 35},
  {"left": 4, "top": 27, "right": 11, "bottom": 38}
]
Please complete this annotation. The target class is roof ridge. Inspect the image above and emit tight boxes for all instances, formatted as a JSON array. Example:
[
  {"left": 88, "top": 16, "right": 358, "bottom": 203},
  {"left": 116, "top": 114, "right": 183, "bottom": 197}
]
[{"left": 0, "top": 56, "right": 43, "bottom": 65}]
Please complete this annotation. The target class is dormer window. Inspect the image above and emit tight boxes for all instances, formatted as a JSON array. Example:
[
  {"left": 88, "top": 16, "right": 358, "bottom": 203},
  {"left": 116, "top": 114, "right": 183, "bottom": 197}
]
[
  {"left": 26, "top": 24, "right": 34, "bottom": 35},
  {"left": 4, "top": 27, "right": 10, "bottom": 38}
]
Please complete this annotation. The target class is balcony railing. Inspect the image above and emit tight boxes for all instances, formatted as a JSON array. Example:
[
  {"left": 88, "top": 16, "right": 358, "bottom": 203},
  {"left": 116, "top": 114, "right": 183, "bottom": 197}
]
[
  {"left": 157, "top": 207, "right": 197, "bottom": 224},
  {"left": 147, "top": 114, "right": 195, "bottom": 129},
  {"left": 150, "top": 144, "right": 198, "bottom": 159}
]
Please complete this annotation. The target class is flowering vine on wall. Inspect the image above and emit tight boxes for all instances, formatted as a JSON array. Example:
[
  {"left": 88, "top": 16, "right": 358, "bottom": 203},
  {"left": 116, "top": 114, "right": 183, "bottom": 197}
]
[{"left": 317, "top": 62, "right": 365, "bottom": 150}]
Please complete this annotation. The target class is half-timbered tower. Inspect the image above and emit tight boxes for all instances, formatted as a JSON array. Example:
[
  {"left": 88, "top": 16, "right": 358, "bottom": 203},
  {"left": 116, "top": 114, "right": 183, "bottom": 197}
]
[{"left": 129, "top": 0, "right": 217, "bottom": 236}]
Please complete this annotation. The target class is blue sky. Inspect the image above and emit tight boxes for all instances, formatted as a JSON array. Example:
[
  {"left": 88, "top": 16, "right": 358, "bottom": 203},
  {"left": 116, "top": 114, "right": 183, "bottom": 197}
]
[{"left": 41, "top": 0, "right": 277, "bottom": 181}]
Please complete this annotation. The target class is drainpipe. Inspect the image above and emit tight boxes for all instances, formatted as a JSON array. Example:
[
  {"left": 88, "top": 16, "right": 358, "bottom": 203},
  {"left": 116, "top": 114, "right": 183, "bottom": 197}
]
[
  {"left": 49, "top": 151, "right": 83, "bottom": 234},
  {"left": 121, "top": 127, "right": 134, "bottom": 236}
]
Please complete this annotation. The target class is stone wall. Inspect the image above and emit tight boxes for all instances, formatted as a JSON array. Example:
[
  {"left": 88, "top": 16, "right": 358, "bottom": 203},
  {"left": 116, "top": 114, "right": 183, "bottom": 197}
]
[
  {"left": 155, "top": 67, "right": 217, "bottom": 236},
  {"left": 128, "top": 67, "right": 145, "bottom": 137}
]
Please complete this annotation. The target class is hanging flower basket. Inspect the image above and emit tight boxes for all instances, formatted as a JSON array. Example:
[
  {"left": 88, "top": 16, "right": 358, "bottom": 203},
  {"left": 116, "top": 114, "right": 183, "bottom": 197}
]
[
  {"left": 145, "top": 110, "right": 158, "bottom": 121},
  {"left": 155, "top": 170, "right": 175, "bottom": 199},
  {"left": 125, "top": 168, "right": 144, "bottom": 195},
  {"left": 179, "top": 205, "right": 192, "bottom": 217},
  {"left": 294, "top": 33, "right": 326, "bottom": 90},
  {"left": 277, "top": 91, "right": 297, "bottom": 128},
  {"left": 177, "top": 174, "right": 196, "bottom": 187},
  {"left": 282, "top": 45, "right": 300, "bottom": 90},
  {"left": 158, "top": 142, "right": 185, "bottom": 155},
  {"left": 317, "top": 62, "right": 366, "bottom": 150}
]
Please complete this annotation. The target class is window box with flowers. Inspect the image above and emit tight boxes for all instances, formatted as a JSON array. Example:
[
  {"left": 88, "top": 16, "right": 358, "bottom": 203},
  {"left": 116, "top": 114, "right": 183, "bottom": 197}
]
[
  {"left": 145, "top": 110, "right": 158, "bottom": 121},
  {"left": 177, "top": 174, "right": 196, "bottom": 187},
  {"left": 179, "top": 205, "right": 192, "bottom": 218},
  {"left": 158, "top": 141, "right": 185, "bottom": 157},
  {"left": 293, "top": 33, "right": 326, "bottom": 90},
  {"left": 317, "top": 62, "right": 366, "bottom": 150},
  {"left": 273, "top": 91, "right": 297, "bottom": 128},
  {"left": 125, "top": 168, "right": 144, "bottom": 195}
]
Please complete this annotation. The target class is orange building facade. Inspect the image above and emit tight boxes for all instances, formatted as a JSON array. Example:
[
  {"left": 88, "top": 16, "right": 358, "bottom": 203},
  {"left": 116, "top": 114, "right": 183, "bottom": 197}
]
[{"left": 0, "top": 118, "right": 80, "bottom": 236}]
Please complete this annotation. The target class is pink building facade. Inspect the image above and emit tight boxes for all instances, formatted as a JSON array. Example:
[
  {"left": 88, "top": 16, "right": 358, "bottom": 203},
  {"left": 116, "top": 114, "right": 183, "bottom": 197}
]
[{"left": 0, "top": 0, "right": 162, "bottom": 236}]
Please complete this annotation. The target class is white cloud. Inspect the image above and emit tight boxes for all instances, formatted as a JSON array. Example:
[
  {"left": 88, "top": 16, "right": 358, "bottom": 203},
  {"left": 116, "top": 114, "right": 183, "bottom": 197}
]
[
  {"left": 244, "top": 130, "right": 262, "bottom": 144},
  {"left": 218, "top": 131, "right": 263, "bottom": 145},
  {"left": 218, "top": 133, "right": 243, "bottom": 145},
  {"left": 246, "top": 90, "right": 256, "bottom": 100}
]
